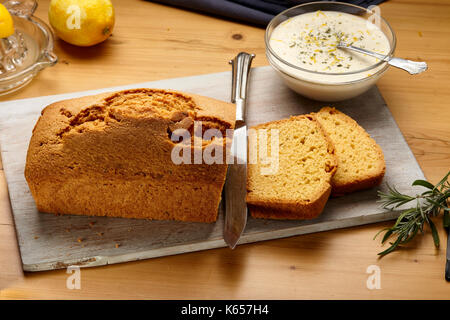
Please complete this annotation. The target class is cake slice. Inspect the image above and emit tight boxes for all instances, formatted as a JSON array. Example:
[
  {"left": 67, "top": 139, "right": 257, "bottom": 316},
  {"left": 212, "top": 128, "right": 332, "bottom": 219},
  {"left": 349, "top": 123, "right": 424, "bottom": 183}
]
[
  {"left": 246, "top": 115, "right": 337, "bottom": 220},
  {"left": 315, "top": 107, "right": 385, "bottom": 196}
]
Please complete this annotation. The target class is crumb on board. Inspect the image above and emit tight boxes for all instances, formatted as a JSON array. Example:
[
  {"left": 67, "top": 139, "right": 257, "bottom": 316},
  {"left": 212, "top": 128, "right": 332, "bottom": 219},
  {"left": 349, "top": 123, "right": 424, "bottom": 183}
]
[
  {"left": 88, "top": 221, "right": 96, "bottom": 227},
  {"left": 34, "top": 236, "right": 39, "bottom": 239},
  {"left": 115, "top": 243, "right": 120, "bottom": 248},
  {"left": 77, "top": 238, "right": 83, "bottom": 243},
  {"left": 97, "top": 232, "right": 104, "bottom": 236},
  {"left": 65, "top": 228, "right": 70, "bottom": 233},
  {"left": 418, "top": 31, "right": 423, "bottom": 37}
]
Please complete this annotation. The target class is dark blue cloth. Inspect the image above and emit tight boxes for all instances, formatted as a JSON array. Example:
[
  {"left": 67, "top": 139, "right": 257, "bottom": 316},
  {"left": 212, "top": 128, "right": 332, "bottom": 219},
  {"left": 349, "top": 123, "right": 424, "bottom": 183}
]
[{"left": 149, "top": 0, "right": 387, "bottom": 27}]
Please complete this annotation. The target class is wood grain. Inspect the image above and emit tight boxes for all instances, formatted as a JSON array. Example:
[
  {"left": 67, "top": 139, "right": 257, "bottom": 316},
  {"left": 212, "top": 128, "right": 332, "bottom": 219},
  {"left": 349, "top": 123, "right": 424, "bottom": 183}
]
[{"left": 0, "top": 0, "right": 449, "bottom": 299}]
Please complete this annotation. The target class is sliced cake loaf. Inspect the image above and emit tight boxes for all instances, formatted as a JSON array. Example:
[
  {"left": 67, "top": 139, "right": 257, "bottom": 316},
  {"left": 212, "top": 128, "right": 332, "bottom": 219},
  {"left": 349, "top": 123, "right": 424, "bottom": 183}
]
[
  {"left": 246, "top": 115, "right": 337, "bottom": 220},
  {"left": 25, "top": 89, "right": 236, "bottom": 223},
  {"left": 315, "top": 107, "right": 385, "bottom": 196}
]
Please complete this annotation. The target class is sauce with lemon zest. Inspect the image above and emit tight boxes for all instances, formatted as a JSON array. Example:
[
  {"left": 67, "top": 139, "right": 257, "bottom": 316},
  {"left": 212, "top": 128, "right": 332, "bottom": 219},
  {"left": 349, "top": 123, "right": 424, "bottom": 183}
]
[{"left": 269, "top": 11, "right": 390, "bottom": 73}]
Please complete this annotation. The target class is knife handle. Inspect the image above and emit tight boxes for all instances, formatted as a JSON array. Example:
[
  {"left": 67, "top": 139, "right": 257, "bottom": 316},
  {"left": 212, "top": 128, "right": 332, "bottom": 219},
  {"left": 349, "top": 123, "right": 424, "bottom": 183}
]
[
  {"left": 229, "top": 52, "right": 255, "bottom": 124},
  {"left": 446, "top": 259, "right": 450, "bottom": 281}
]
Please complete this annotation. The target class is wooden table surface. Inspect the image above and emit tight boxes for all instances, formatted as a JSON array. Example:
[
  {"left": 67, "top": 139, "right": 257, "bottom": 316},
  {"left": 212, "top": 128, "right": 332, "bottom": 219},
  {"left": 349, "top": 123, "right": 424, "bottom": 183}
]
[{"left": 1, "top": 0, "right": 449, "bottom": 299}]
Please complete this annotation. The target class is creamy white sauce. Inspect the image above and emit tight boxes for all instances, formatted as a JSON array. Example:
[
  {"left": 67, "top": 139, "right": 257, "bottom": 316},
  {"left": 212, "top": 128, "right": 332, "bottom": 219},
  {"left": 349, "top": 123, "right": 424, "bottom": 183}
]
[{"left": 269, "top": 10, "right": 391, "bottom": 83}]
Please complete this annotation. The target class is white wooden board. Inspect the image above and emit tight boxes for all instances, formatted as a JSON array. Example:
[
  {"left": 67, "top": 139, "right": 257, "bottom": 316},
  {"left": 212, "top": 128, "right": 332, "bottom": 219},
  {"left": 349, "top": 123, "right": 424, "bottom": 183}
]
[{"left": 0, "top": 66, "right": 424, "bottom": 272}]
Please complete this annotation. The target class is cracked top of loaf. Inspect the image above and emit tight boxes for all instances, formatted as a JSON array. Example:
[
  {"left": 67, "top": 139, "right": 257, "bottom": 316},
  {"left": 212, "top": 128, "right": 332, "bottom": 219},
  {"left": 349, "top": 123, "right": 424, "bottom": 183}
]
[{"left": 25, "top": 88, "right": 236, "bottom": 184}]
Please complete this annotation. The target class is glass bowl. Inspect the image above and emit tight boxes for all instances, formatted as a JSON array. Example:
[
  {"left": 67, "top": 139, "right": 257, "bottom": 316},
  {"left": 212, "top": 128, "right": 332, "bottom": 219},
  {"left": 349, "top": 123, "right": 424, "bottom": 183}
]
[
  {"left": 0, "top": 0, "right": 57, "bottom": 96},
  {"left": 265, "top": 1, "right": 396, "bottom": 101}
]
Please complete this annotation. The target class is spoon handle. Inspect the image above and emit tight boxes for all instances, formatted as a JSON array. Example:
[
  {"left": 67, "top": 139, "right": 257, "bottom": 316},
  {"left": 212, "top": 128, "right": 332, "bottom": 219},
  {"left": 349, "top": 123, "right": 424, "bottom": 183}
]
[
  {"left": 388, "top": 57, "right": 428, "bottom": 75},
  {"left": 341, "top": 43, "right": 387, "bottom": 60},
  {"left": 338, "top": 43, "right": 428, "bottom": 75}
]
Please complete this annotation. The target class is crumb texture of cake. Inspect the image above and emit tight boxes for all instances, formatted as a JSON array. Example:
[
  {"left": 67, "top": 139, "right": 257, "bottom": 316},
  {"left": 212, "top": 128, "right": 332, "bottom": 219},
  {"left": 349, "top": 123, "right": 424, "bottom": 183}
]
[
  {"left": 246, "top": 115, "right": 337, "bottom": 220},
  {"left": 25, "top": 88, "right": 235, "bottom": 222},
  {"left": 315, "top": 107, "right": 385, "bottom": 195}
]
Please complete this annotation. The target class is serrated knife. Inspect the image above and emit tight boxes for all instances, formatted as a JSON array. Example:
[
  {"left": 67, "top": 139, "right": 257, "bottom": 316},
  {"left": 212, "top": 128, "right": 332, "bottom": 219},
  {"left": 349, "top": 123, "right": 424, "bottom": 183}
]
[{"left": 223, "top": 52, "right": 255, "bottom": 249}]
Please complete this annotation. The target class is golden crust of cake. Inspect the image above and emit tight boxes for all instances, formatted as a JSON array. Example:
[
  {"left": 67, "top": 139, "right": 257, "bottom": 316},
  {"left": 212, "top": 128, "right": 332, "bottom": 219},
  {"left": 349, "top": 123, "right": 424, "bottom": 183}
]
[
  {"left": 315, "top": 107, "right": 385, "bottom": 196},
  {"left": 246, "top": 114, "right": 337, "bottom": 220},
  {"left": 25, "top": 88, "right": 235, "bottom": 222}
]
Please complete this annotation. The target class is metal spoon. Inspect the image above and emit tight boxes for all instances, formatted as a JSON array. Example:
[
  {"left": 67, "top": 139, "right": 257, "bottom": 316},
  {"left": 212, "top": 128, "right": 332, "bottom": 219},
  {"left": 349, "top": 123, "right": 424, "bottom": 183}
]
[{"left": 337, "top": 42, "right": 428, "bottom": 75}]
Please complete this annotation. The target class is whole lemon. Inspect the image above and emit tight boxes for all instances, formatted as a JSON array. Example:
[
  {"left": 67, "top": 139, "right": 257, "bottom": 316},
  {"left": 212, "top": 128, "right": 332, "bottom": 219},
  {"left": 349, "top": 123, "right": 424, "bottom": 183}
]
[
  {"left": 48, "top": 0, "right": 115, "bottom": 47},
  {"left": 0, "top": 3, "right": 14, "bottom": 38}
]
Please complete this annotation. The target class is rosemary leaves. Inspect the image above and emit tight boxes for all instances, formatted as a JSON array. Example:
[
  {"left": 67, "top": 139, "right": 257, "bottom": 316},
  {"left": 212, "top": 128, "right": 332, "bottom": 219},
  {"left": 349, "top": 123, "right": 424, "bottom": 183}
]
[{"left": 375, "top": 171, "right": 450, "bottom": 256}]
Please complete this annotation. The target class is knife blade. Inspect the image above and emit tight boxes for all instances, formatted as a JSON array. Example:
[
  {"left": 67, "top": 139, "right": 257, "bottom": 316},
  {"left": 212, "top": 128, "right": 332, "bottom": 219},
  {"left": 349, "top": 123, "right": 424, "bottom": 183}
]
[{"left": 223, "top": 52, "right": 255, "bottom": 249}]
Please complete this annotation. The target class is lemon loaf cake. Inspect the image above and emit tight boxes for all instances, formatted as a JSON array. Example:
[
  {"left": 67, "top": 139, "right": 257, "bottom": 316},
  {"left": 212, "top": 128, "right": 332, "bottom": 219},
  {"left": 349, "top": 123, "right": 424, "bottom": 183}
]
[
  {"left": 246, "top": 115, "right": 337, "bottom": 220},
  {"left": 25, "top": 89, "right": 235, "bottom": 222},
  {"left": 315, "top": 107, "right": 385, "bottom": 196}
]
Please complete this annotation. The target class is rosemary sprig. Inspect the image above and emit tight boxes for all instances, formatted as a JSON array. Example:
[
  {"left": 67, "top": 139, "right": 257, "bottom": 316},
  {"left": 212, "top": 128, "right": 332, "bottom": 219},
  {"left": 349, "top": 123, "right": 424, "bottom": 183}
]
[{"left": 375, "top": 170, "right": 450, "bottom": 256}]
